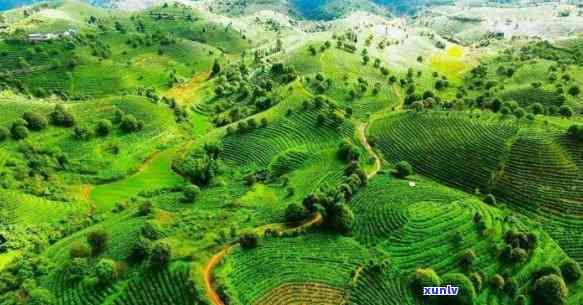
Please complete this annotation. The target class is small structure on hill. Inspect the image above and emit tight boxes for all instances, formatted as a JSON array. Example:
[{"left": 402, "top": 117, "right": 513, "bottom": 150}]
[{"left": 27, "top": 28, "right": 76, "bottom": 42}]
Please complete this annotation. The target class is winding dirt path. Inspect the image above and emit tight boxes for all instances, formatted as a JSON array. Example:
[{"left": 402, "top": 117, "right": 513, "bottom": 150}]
[
  {"left": 357, "top": 122, "right": 381, "bottom": 180},
  {"left": 203, "top": 117, "right": 381, "bottom": 305},
  {"left": 202, "top": 213, "right": 323, "bottom": 305}
]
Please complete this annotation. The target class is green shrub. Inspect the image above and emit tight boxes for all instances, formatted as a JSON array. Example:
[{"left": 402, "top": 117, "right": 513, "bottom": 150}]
[
  {"left": 411, "top": 268, "right": 441, "bottom": 299},
  {"left": 440, "top": 273, "right": 476, "bottom": 305},
  {"left": 22, "top": 111, "right": 48, "bottom": 131},
  {"left": 149, "top": 241, "right": 172, "bottom": 269},
  {"left": 129, "top": 237, "right": 152, "bottom": 262},
  {"left": 11, "top": 125, "right": 28, "bottom": 140},
  {"left": 532, "top": 275, "right": 568, "bottom": 305},
  {"left": 559, "top": 259, "right": 582, "bottom": 283},
  {"left": 491, "top": 274, "right": 505, "bottom": 290},
  {"left": 26, "top": 288, "right": 56, "bottom": 305},
  {"left": 95, "top": 258, "right": 117, "bottom": 285},
  {"left": 239, "top": 232, "right": 259, "bottom": 249},
  {"left": 87, "top": 229, "right": 109, "bottom": 254},
  {"left": 96, "top": 119, "right": 113, "bottom": 136},
  {"left": 182, "top": 184, "right": 200, "bottom": 203},
  {"left": 120, "top": 114, "right": 143, "bottom": 133},
  {"left": 532, "top": 265, "right": 561, "bottom": 282},
  {"left": 483, "top": 194, "right": 496, "bottom": 206},
  {"left": 567, "top": 124, "right": 583, "bottom": 141},
  {"left": 285, "top": 203, "right": 309, "bottom": 223},
  {"left": 73, "top": 126, "right": 92, "bottom": 140},
  {"left": 69, "top": 240, "right": 91, "bottom": 258},
  {"left": 49, "top": 105, "right": 76, "bottom": 127},
  {"left": 395, "top": 161, "right": 413, "bottom": 178},
  {"left": 327, "top": 204, "right": 355, "bottom": 235}
]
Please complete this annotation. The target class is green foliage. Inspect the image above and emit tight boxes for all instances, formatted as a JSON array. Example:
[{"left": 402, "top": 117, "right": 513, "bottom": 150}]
[
  {"left": 95, "top": 119, "right": 113, "bottom": 136},
  {"left": 239, "top": 232, "right": 259, "bottom": 249},
  {"left": 0, "top": 126, "right": 9, "bottom": 141},
  {"left": 532, "top": 275, "right": 568, "bottom": 305},
  {"left": 559, "top": 259, "right": 582, "bottom": 283},
  {"left": 182, "top": 184, "right": 201, "bottom": 203},
  {"left": 395, "top": 161, "right": 413, "bottom": 178},
  {"left": 440, "top": 273, "right": 476, "bottom": 305},
  {"left": 23, "top": 111, "right": 48, "bottom": 131},
  {"left": 94, "top": 258, "right": 117, "bottom": 285},
  {"left": 149, "top": 241, "right": 172, "bottom": 269},
  {"left": 411, "top": 268, "right": 441, "bottom": 301},
  {"left": 285, "top": 202, "right": 310, "bottom": 223},
  {"left": 87, "top": 229, "right": 109, "bottom": 254}
]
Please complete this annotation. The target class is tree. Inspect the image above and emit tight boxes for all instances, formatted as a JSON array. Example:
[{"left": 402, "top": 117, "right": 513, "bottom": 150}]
[
  {"left": 559, "top": 259, "right": 582, "bottom": 283},
  {"left": 337, "top": 140, "right": 361, "bottom": 163},
  {"left": 136, "top": 201, "right": 153, "bottom": 216},
  {"left": 567, "top": 124, "right": 583, "bottom": 141},
  {"left": 395, "top": 161, "right": 413, "bottom": 178},
  {"left": 23, "top": 112, "right": 47, "bottom": 131},
  {"left": 327, "top": 204, "right": 355, "bottom": 235},
  {"left": 50, "top": 104, "right": 76, "bottom": 127},
  {"left": 74, "top": 126, "right": 92, "bottom": 140},
  {"left": 532, "top": 275, "right": 568, "bottom": 305},
  {"left": 87, "top": 229, "right": 109, "bottom": 254},
  {"left": 239, "top": 232, "right": 258, "bottom": 249},
  {"left": 211, "top": 59, "right": 221, "bottom": 77},
  {"left": 27, "top": 288, "right": 56, "bottom": 305},
  {"left": 129, "top": 237, "right": 152, "bottom": 262},
  {"left": 69, "top": 240, "right": 90, "bottom": 258},
  {"left": 441, "top": 273, "right": 476, "bottom": 305},
  {"left": 559, "top": 105, "right": 573, "bottom": 117},
  {"left": 529, "top": 103, "right": 545, "bottom": 115},
  {"left": 460, "top": 250, "right": 477, "bottom": 270},
  {"left": 95, "top": 259, "right": 117, "bottom": 285},
  {"left": 411, "top": 268, "right": 441, "bottom": 303},
  {"left": 285, "top": 203, "right": 309, "bottom": 223},
  {"left": 11, "top": 125, "right": 28, "bottom": 140},
  {"left": 483, "top": 194, "right": 496, "bottom": 206},
  {"left": 491, "top": 274, "right": 505, "bottom": 290},
  {"left": 96, "top": 119, "right": 113, "bottom": 136},
  {"left": 513, "top": 107, "right": 526, "bottom": 119},
  {"left": 0, "top": 127, "right": 8, "bottom": 141},
  {"left": 149, "top": 241, "right": 171, "bottom": 269},
  {"left": 182, "top": 184, "right": 200, "bottom": 203},
  {"left": 567, "top": 85, "right": 580, "bottom": 96},
  {"left": 120, "top": 114, "right": 143, "bottom": 133}
]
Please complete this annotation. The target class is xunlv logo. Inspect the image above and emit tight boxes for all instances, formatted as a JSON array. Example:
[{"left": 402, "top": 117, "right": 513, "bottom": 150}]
[{"left": 423, "top": 285, "right": 459, "bottom": 296}]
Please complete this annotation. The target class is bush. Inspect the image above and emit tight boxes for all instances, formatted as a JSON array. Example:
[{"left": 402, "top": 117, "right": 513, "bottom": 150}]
[
  {"left": 460, "top": 250, "right": 477, "bottom": 269},
  {"left": 327, "top": 204, "right": 355, "bottom": 235},
  {"left": 136, "top": 201, "right": 153, "bottom": 216},
  {"left": 285, "top": 203, "right": 309, "bottom": 223},
  {"left": 87, "top": 229, "right": 109, "bottom": 254},
  {"left": 73, "top": 126, "right": 92, "bottom": 140},
  {"left": 0, "top": 127, "right": 8, "bottom": 141},
  {"left": 532, "top": 275, "right": 568, "bottom": 305},
  {"left": 120, "top": 114, "right": 143, "bottom": 133},
  {"left": 11, "top": 125, "right": 28, "bottom": 140},
  {"left": 514, "top": 295, "right": 527, "bottom": 305},
  {"left": 532, "top": 265, "right": 561, "bottom": 282},
  {"left": 411, "top": 268, "right": 441, "bottom": 301},
  {"left": 27, "top": 288, "right": 56, "bottom": 305},
  {"left": 558, "top": 105, "right": 573, "bottom": 117},
  {"left": 129, "top": 237, "right": 152, "bottom": 262},
  {"left": 149, "top": 241, "right": 171, "bottom": 269},
  {"left": 559, "top": 259, "right": 582, "bottom": 283},
  {"left": 483, "top": 194, "right": 496, "bottom": 206},
  {"left": 490, "top": 274, "right": 505, "bottom": 290},
  {"left": 49, "top": 105, "right": 76, "bottom": 127},
  {"left": 567, "top": 124, "right": 583, "bottom": 141},
  {"left": 96, "top": 119, "right": 113, "bottom": 136},
  {"left": 182, "top": 184, "right": 200, "bottom": 203},
  {"left": 469, "top": 272, "right": 483, "bottom": 292},
  {"left": 337, "top": 140, "right": 361, "bottom": 163},
  {"left": 95, "top": 259, "right": 117, "bottom": 285},
  {"left": 23, "top": 112, "right": 48, "bottom": 131},
  {"left": 440, "top": 273, "right": 476, "bottom": 305},
  {"left": 239, "top": 232, "right": 259, "bottom": 249},
  {"left": 394, "top": 161, "right": 413, "bottom": 178},
  {"left": 69, "top": 240, "right": 91, "bottom": 258}
]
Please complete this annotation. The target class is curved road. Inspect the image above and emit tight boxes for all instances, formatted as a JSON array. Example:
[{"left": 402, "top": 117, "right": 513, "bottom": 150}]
[{"left": 203, "top": 120, "right": 381, "bottom": 305}]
